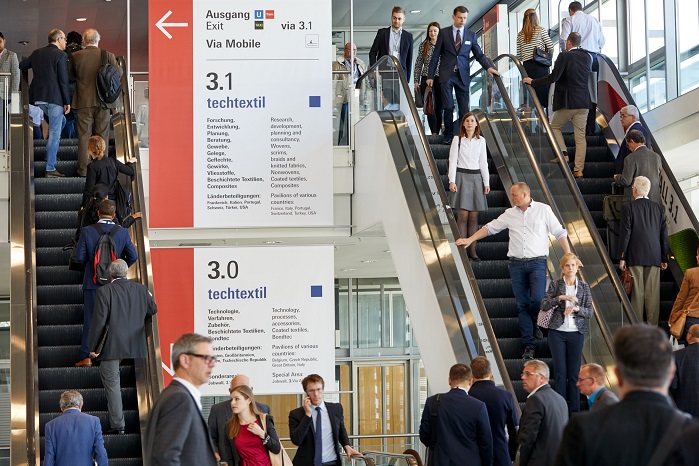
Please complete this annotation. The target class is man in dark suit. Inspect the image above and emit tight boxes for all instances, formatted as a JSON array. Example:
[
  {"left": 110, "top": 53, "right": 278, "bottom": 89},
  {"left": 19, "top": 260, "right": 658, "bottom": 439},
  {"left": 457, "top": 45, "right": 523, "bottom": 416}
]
[
  {"left": 555, "top": 325, "right": 696, "bottom": 466},
  {"left": 619, "top": 175, "right": 669, "bottom": 326},
  {"left": 44, "top": 390, "right": 108, "bottom": 466},
  {"left": 208, "top": 374, "right": 271, "bottom": 465},
  {"left": 88, "top": 259, "right": 157, "bottom": 434},
  {"left": 289, "top": 373, "right": 360, "bottom": 466},
  {"left": 524, "top": 32, "right": 592, "bottom": 178},
  {"left": 614, "top": 104, "right": 651, "bottom": 175},
  {"left": 18, "top": 28, "right": 71, "bottom": 177},
  {"left": 426, "top": 6, "right": 498, "bottom": 145},
  {"left": 576, "top": 363, "right": 619, "bottom": 411},
  {"left": 671, "top": 324, "right": 699, "bottom": 417},
  {"left": 518, "top": 359, "right": 568, "bottom": 466},
  {"left": 74, "top": 199, "right": 137, "bottom": 367},
  {"left": 468, "top": 356, "right": 518, "bottom": 466},
  {"left": 144, "top": 333, "right": 218, "bottom": 466},
  {"left": 419, "top": 362, "right": 493, "bottom": 466},
  {"left": 71, "top": 28, "right": 122, "bottom": 176},
  {"left": 614, "top": 130, "right": 662, "bottom": 204},
  {"left": 369, "top": 6, "right": 413, "bottom": 82}
]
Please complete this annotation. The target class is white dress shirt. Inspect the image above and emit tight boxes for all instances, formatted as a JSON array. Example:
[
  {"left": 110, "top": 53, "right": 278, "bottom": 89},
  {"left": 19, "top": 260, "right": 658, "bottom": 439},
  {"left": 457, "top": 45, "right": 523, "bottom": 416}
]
[
  {"left": 559, "top": 10, "right": 606, "bottom": 53},
  {"left": 173, "top": 377, "right": 203, "bottom": 411},
  {"left": 311, "top": 401, "right": 338, "bottom": 463},
  {"left": 448, "top": 135, "right": 489, "bottom": 186},
  {"left": 485, "top": 200, "right": 567, "bottom": 258}
]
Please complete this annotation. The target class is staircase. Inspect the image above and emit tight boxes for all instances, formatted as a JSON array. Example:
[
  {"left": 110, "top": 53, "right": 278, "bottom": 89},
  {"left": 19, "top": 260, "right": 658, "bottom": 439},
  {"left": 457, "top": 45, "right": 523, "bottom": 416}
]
[
  {"left": 426, "top": 134, "right": 552, "bottom": 407},
  {"left": 33, "top": 138, "right": 143, "bottom": 465}
]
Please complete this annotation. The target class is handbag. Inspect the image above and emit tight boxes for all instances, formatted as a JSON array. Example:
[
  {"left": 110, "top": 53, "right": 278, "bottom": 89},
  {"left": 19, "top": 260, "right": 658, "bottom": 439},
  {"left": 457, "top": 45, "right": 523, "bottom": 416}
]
[
  {"left": 414, "top": 88, "right": 424, "bottom": 108},
  {"left": 533, "top": 47, "right": 552, "bottom": 67},
  {"left": 424, "top": 86, "right": 434, "bottom": 116},
  {"left": 261, "top": 414, "right": 293, "bottom": 466},
  {"left": 620, "top": 269, "right": 633, "bottom": 296},
  {"left": 537, "top": 307, "right": 555, "bottom": 328}
]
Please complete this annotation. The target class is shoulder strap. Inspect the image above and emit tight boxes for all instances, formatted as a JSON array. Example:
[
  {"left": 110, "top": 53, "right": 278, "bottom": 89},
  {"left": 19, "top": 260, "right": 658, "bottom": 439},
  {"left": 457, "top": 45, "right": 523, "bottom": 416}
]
[
  {"left": 430, "top": 394, "right": 441, "bottom": 446},
  {"left": 108, "top": 225, "right": 120, "bottom": 237},
  {"left": 101, "top": 49, "right": 108, "bottom": 66},
  {"left": 646, "top": 411, "right": 692, "bottom": 466},
  {"left": 92, "top": 223, "right": 105, "bottom": 235},
  {"left": 258, "top": 413, "right": 267, "bottom": 433}
]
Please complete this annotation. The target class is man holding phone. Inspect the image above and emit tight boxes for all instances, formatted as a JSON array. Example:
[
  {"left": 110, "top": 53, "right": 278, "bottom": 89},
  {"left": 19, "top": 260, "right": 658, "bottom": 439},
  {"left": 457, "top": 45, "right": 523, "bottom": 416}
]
[{"left": 289, "top": 374, "right": 361, "bottom": 465}]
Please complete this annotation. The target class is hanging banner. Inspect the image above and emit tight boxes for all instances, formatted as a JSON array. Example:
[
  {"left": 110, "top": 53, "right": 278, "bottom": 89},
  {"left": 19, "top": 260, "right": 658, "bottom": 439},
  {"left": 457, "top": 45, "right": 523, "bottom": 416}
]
[
  {"left": 152, "top": 246, "right": 336, "bottom": 395},
  {"left": 149, "top": 0, "right": 333, "bottom": 228}
]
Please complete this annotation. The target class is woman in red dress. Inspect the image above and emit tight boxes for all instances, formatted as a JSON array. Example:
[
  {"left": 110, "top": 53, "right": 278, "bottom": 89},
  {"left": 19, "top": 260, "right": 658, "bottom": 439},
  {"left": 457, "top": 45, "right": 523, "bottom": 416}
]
[{"left": 227, "top": 385, "right": 281, "bottom": 466}]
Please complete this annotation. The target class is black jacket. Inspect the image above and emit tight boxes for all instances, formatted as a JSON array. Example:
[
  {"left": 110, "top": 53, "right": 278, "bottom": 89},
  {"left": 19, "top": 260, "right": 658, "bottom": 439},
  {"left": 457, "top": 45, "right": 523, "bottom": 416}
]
[
  {"left": 369, "top": 27, "right": 414, "bottom": 82},
  {"left": 467, "top": 381, "right": 518, "bottom": 465},
  {"left": 289, "top": 402, "right": 350, "bottom": 466},
  {"left": 671, "top": 343, "right": 699, "bottom": 417},
  {"left": 19, "top": 43, "right": 71, "bottom": 106},
  {"left": 531, "top": 48, "right": 592, "bottom": 111},
  {"left": 518, "top": 384, "right": 568, "bottom": 466},
  {"left": 619, "top": 197, "right": 669, "bottom": 266},
  {"left": 83, "top": 156, "right": 135, "bottom": 206}
]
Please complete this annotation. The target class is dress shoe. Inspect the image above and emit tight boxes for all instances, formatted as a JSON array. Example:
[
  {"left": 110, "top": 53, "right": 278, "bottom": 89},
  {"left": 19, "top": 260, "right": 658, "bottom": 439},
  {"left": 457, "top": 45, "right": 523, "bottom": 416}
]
[
  {"left": 442, "top": 137, "right": 453, "bottom": 145},
  {"left": 46, "top": 170, "right": 65, "bottom": 178},
  {"left": 534, "top": 327, "right": 544, "bottom": 340},
  {"left": 75, "top": 358, "right": 92, "bottom": 367},
  {"left": 573, "top": 171, "right": 584, "bottom": 178},
  {"left": 106, "top": 428, "right": 125, "bottom": 435},
  {"left": 522, "top": 347, "right": 535, "bottom": 360}
]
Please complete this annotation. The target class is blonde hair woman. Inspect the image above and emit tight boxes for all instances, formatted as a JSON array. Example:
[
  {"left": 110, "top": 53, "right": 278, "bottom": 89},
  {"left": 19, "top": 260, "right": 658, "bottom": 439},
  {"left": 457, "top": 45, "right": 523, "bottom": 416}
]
[
  {"left": 517, "top": 9, "right": 554, "bottom": 109},
  {"left": 539, "top": 253, "right": 592, "bottom": 414},
  {"left": 226, "top": 385, "right": 281, "bottom": 465},
  {"left": 82, "top": 135, "right": 136, "bottom": 208}
]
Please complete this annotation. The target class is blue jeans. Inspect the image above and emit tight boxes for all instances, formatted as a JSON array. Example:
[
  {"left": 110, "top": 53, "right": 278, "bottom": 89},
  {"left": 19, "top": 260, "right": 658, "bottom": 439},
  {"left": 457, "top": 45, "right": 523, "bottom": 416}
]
[
  {"left": 548, "top": 329, "right": 584, "bottom": 413},
  {"left": 440, "top": 70, "right": 469, "bottom": 139},
  {"left": 37, "top": 103, "right": 65, "bottom": 172},
  {"left": 508, "top": 258, "right": 547, "bottom": 349}
]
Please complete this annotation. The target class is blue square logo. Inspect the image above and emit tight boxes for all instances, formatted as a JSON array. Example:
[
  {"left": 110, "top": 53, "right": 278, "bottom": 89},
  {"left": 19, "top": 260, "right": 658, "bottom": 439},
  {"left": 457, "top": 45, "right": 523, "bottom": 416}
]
[
  {"left": 309, "top": 96, "right": 321, "bottom": 107},
  {"left": 254, "top": 10, "right": 264, "bottom": 19},
  {"left": 311, "top": 285, "right": 322, "bottom": 297}
]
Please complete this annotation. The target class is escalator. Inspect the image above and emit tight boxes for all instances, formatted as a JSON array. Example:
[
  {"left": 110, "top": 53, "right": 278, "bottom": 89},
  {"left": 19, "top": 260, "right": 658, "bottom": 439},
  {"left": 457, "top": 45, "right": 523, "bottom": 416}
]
[
  {"left": 353, "top": 55, "right": 622, "bottom": 408},
  {"left": 9, "top": 58, "right": 162, "bottom": 466}
]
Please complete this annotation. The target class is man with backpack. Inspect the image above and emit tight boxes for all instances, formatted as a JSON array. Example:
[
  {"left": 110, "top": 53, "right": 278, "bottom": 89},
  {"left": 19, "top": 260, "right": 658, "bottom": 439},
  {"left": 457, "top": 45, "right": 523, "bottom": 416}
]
[
  {"left": 70, "top": 28, "right": 123, "bottom": 176},
  {"left": 73, "top": 199, "right": 137, "bottom": 367}
]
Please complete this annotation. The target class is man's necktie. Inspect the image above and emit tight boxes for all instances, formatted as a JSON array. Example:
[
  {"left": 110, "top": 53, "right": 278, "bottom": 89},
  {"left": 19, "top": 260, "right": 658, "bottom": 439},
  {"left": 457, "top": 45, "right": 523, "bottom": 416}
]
[
  {"left": 314, "top": 407, "right": 323, "bottom": 466},
  {"left": 455, "top": 29, "right": 462, "bottom": 52}
]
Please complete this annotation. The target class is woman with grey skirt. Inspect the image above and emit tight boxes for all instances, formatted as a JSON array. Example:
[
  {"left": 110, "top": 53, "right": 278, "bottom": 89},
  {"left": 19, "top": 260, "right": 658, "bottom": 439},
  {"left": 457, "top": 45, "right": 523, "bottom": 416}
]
[{"left": 448, "top": 112, "right": 490, "bottom": 261}]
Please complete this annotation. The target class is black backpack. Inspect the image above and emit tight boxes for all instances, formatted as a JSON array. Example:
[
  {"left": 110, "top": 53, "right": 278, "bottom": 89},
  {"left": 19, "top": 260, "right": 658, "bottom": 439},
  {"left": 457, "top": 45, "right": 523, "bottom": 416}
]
[
  {"left": 96, "top": 49, "right": 122, "bottom": 104},
  {"left": 92, "top": 223, "right": 120, "bottom": 286}
]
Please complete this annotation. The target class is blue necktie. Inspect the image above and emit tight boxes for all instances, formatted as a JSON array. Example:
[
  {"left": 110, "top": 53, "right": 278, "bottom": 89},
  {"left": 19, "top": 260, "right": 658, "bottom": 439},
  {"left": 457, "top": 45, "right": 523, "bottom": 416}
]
[{"left": 314, "top": 407, "right": 323, "bottom": 466}]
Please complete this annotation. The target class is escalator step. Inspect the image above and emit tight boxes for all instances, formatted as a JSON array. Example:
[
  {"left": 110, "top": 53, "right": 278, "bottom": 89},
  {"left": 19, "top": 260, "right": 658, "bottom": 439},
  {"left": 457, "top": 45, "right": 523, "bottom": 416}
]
[
  {"left": 36, "top": 212, "right": 80, "bottom": 230},
  {"left": 36, "top": 229, "right": 76, "bottom": 248},
  {"left": 36, "top": 194, "right": 82, "bottom": 211},
  {"left": 33, "top": 146, "right": 79, "bottom": 161},
  {"left": 497, "top": 338, "right": 551, "bottom": 357},
  {"left": 36, "top": 246, "right": 73, "bottom": 266},
  {"left": 486, "top": 190, "right": 507, "bottom": 208},
  {"left": 482, "top": 298, "right": 517, "bottom": 318},
  {"left": 489, "top": 317, "right": 521, "bottom": 338},
  {"left": 38, "top": 366, "right": 135, "bottom": 391},
  {"left": 35, "top": 177, "right": 85, "bottom": 195},
  {"left": 578, "top": 162, "right": 615, "bottom": 178},
  {"left": 38, "top": 345, "right": 82, "bottom": 368},
  {"left": 34, "top": 138, "right": 78, "bottom": 147},
  {"left": 40, "top": 410, "right": 140, "bottom": 436},
  {"left": 471, "top": 242, "right": 509, "bottom": 261},
  {"left": 39, "top": 388, "right": 137, "bottom": 413},
  {"left": 33, "top": 161, "right": 80, "bottom": 178},
  {"left": 37, "top": 304, "right": 83, "bottom": 325},
  {"left": 575, "top": 178, "right": 616, "bottom": 195},
  {"left": 469, "top": 260, "right": 510, "bottom": 279},
  {"left": 477, "top": 279, "right": 516, "bottom": 298},
  {"left": 563, "top": 134, "right": 607, "bottom": 147},
  {"left": 38, "top": 324, "right": 82, "bottom": 346},
  {"left": 37, "top": 284, "right": 83, "bottom": 305},
  {"left": 580, "top": 193, "right": 607, "bottom": 212},
  {"left": 36, "top": 266, "right": 82, "bottom": 286},
  {"left": 39, "top": 434, "right": 142, "bottom": 461}
]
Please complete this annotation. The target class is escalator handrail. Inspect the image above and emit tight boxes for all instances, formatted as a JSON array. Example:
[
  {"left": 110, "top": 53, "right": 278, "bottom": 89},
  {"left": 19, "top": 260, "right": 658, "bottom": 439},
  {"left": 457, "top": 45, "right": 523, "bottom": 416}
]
[
  {"left": 486, "top": 53, "right": 638, "bottom": 333},
  {"left": 596, "top": 53, "right": 699, "bottom": 233},
  {"left": 355, "top": 55, "right": 515, "bottom": 399},
  {"left": 11, "top": 68, "right": 40, "bottom": 465},
  {"left": 115, "top": 57, "right": 164, "bottom": 429}
]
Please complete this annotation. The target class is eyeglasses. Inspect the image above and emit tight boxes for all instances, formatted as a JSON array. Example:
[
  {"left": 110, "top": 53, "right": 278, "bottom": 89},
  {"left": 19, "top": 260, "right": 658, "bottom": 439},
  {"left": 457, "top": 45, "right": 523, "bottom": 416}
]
[
  {"left": 306, "top": 388, "right": 323, "bottom": 394},
  {"left": 578, "top": 376, "right": 594, "bottom": 383},
  {"left": 620, "top": 113, "right": 630, "bottom": 118},
  {"left": 186, "top": 353, "right": 218, "bottom": 364},
  {"left": 522, "top": 371, "right": 542, "bottom": 377}
]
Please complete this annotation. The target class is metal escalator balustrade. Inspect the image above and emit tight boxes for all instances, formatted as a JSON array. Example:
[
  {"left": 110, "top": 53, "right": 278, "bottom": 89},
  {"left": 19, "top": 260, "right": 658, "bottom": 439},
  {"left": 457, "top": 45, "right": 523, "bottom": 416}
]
[
  {"left": 354, "top": 55, "right": 514, "bottom": 399},
  {"left": 9, "top": 58, "right": 162, "bottom": 466}
]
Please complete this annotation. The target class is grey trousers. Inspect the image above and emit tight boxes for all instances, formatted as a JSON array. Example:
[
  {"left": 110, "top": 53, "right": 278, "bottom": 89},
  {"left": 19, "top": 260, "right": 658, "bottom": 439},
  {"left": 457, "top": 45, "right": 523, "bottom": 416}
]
[
  {"left": 99, "top": 359, "right": 124, "bottom": 429},
  {"left": 629, "top": 265, "right": 661, "bottom": 326}
]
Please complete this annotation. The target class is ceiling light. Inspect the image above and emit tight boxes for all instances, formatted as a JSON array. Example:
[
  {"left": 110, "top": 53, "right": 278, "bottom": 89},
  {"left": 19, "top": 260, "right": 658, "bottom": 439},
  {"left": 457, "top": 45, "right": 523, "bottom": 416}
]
[
  {"left": 76, "top": 18, "right": 87, "bottom": 22},
  {"left": 263, "top": 241, "right": 282, "bottom": 244},
  {"left": 361, "top": 260, "right": 378, "bottom": 263},
  {"left": 340, "top": 268, "right": 356, "bottom": 272},
  {"left": 383, "top": 250, "right": 391, "bottom": 253},
  {"left": 410, "top": 10, "right": 421, "bottom": 13},
  {"left": 19, "top": 41, "right": 29, "bottom": 46}
]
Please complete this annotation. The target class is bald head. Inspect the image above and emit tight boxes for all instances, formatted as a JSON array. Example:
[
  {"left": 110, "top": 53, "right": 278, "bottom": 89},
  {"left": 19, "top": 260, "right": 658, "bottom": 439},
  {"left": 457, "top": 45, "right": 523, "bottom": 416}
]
[{"left": 229, "top": 374, "right": 251, "bottom": 392}]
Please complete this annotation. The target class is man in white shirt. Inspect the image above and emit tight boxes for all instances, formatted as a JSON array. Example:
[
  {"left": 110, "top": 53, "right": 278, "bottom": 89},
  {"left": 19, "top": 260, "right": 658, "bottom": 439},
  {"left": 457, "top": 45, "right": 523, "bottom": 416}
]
[
  {"left": 143, "top": 333, "right": 218, "bottom": 465},
  {"left": 559, "top": 1, "right": 605, "bottom": 54},
  {"left": 457, "top": 182, "right": 571, "bottom": 359}
]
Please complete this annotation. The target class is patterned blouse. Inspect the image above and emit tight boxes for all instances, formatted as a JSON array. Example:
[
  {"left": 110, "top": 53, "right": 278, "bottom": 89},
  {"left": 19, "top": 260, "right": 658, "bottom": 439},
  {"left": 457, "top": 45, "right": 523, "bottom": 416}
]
[
  {"left": 413, "top": 40, "right": 440, "bottom": 83},
  {"left": 516, "top": 27, "right": 555, "bottom": 62}
]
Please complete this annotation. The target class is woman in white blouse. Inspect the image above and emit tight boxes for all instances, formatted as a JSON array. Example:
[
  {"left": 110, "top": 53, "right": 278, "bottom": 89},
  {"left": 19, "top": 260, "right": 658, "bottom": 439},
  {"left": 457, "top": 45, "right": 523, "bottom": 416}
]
[
  {"left": 517, "top": 9, "right": 554, "bottom": 110},
  {"left": 448, "top": 112, "right": 490, "bottom": 261},
  {"left": 539, "top": 252, "right": 593, "bottom": 414}
]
